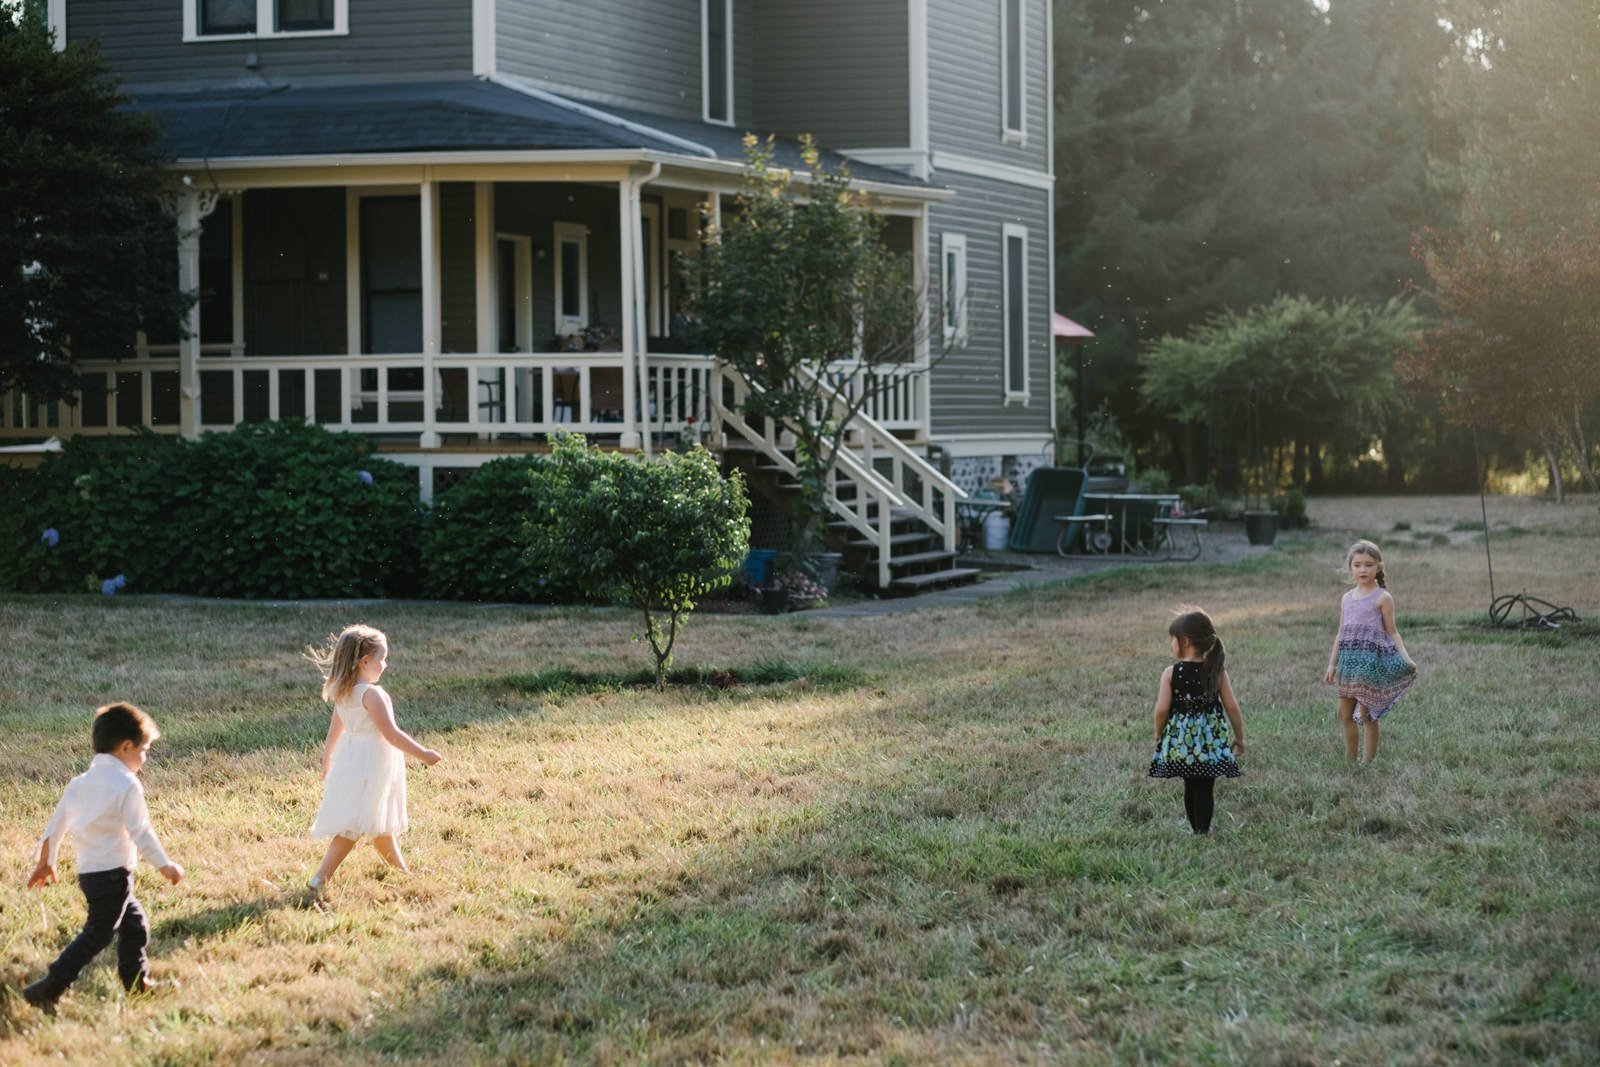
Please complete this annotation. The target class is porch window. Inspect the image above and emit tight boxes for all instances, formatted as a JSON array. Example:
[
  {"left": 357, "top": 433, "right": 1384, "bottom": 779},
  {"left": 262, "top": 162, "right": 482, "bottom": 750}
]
[
  {"left": 1000, "top": 0, "right": 1024, "bottom": 140},
  {"left": 1002, "top": 223, "right": 1028, "bottom": 398},
  {"left": 187, "top": 0, "right": 346, "bottom": 40},
  {"left": 702, "top": 0, "right": 733, "bottom": 125},
  {"left": 941, "top": 233, "right": 968, "bottom": 347},
  {"left": 361, "top": 197, "right": 422, "bottom": 354},
  {"left": 553, "top": 222, "right": 589, "bottom": 336}
]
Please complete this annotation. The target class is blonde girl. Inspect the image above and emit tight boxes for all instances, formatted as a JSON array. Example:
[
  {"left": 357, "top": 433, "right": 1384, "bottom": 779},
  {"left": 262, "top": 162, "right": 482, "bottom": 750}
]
[
  {"left": 1323, "top": 540, "right": 1417, "bottom": 763},
  {"left": 305, "top": 625, "right": 440, "bottom": 893}
]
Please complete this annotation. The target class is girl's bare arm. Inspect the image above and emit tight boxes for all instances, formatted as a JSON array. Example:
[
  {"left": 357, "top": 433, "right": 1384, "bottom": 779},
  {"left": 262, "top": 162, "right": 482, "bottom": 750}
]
[
  {"left": 321, "top": 712, "right": 344, "bottom": 779},
  {"left": 1218, "top": 671, "right": 1245, "bottom": 755},
  {"left": 1152, "top": 666, "right": 1174, "bottom": 741},
  {"left": 362, "top": 686, "right": 442, "bottom": 764},
  {"left": 1378, "top": 593, "right": 1416, "bottom": 668},
  {"left": 1324, "top": 597, "right": 1345, "bottom": 683}
]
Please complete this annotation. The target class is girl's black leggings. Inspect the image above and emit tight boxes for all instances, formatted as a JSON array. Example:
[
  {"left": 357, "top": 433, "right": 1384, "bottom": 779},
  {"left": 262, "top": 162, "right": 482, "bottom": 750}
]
[{"left": 1183, "top": 776, "right": 1215, "bottom": 834}]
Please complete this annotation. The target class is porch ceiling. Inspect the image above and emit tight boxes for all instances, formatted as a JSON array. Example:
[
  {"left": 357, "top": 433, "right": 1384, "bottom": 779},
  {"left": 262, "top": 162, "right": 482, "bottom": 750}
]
[{"left": 130, "top": 77, "right": 938, "bottom": 196}]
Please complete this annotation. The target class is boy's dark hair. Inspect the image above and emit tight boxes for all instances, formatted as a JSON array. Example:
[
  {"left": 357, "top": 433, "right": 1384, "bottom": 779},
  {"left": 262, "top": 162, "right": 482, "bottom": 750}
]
[{"left": 92, "top": 702, "right": 160, "bottom": 754}]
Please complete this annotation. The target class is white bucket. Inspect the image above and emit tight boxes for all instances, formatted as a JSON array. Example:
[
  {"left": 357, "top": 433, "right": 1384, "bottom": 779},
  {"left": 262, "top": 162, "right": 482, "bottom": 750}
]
[{"left": 983, "top": 511, "right": 1011, "bottom": 551}]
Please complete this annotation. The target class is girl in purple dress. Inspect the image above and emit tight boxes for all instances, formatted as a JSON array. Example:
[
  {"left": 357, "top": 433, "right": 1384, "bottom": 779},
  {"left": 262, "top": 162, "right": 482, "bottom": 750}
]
[{"left": 1323, "top": 540, "right": 1417, "bottom": 764}]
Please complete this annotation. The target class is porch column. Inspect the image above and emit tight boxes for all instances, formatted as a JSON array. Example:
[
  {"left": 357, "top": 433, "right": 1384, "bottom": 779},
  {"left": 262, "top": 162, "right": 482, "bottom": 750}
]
[
  {"left": 176, "top": 185, "right": 221, "bottom": 438},
  {"left": 617, "top": 176, "right": 641, "bottom": 450},
  {"left": 914, "top": 203, "right": 931, "bottom": 441},
  {"left": 419, "top": 176, "right": 441, "bottom": 448}
]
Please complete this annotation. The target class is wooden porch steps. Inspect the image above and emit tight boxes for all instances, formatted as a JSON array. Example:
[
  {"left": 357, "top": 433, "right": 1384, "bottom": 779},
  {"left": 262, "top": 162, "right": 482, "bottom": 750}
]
[{"left": 888, "top": 566, "right": 985, "bottom": 593}]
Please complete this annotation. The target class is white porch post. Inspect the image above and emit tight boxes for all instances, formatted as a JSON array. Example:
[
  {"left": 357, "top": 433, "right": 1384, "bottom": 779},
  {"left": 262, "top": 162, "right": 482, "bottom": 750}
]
[
  {"left": 915, "top": 202, "right": 931, "bottom": 442},
  {"left": 420, "top": 176, "right": 441, "bottom": 448},
  {"left": 176, "top": 186, "right": 220, "bottom": 438},
  {"left": 617, "top": 176, "right": 641, "bottom": 450}
]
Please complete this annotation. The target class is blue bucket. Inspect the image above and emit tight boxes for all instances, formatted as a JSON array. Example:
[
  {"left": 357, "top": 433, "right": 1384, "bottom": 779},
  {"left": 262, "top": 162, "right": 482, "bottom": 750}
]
[{"left": 745, "top": 549, "right": 777, "bottom": 587}]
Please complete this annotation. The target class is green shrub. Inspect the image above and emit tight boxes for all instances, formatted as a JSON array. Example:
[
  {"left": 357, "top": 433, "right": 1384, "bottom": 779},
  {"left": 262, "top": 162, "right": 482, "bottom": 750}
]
[
  {"left": 526, "top": 431, "right": 750, "bottom": 686},
  {"left": 0, "top": 422, "right": 423, "bottom": 598},
  {"left": 1278, "top": 488, "right": 1309, "bottom": 529},
  {"left": 420, "top": 456, "right": 563, "bottom": 602},
  {"left": 1177, "top": 483, "right": 1220, "bottom": 514}
]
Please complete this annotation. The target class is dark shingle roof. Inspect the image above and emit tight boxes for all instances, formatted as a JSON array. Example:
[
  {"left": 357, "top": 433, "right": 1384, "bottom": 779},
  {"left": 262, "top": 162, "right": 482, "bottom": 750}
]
[{"left": 131, "top": 77, "right": 932, "bottom": 191}]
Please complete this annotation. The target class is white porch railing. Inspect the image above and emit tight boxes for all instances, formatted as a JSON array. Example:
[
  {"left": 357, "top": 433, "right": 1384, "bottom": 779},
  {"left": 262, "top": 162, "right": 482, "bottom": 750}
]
[{"left": 1, "top": 349, "right": 716, "bottom": 443}]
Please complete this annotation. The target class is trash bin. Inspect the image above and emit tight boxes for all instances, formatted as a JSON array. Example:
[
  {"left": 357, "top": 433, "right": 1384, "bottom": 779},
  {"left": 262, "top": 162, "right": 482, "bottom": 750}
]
[
  {"left": 745, "top": 549, "right": 777, "bottom": 587},
  {"left": 983, "top": 510, "right": 1011, "bottom": 551}
]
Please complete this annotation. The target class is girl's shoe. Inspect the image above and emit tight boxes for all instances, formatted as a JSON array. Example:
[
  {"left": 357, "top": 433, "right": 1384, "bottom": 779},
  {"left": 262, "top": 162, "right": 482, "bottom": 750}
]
[{"left": 23, "top": 977, "right": 62, "bottom": 1015}]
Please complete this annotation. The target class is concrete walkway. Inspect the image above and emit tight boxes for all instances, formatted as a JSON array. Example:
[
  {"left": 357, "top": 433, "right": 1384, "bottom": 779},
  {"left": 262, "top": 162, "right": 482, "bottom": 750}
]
[{"left": 806, "top": 522, "right": 1269, "bottom": 619}]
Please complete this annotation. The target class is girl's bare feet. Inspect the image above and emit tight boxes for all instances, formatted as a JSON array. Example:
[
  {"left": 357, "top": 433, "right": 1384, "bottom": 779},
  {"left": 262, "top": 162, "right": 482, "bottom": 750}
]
[{"left": 373, "top": 835, "right": 409, "bottom": 872}]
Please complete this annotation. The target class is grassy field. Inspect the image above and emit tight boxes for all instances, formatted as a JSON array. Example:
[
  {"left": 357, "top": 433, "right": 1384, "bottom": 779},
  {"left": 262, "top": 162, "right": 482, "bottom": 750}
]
[{"left": 1, "top": 495, "right": 1596, "bottom": 1065}]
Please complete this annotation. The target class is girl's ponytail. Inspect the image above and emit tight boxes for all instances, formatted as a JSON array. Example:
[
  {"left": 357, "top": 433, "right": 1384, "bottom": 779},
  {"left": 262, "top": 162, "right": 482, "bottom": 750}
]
[{"left": 1169, "top": 608, "right": 1225, "bottom": 696}]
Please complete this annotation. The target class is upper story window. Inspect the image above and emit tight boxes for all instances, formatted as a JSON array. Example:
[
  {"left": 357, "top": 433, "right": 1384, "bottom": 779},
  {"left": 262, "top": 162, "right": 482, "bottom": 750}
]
[
  {"left": 1001, "top": 0, "right": 1024, "bottom": 141},
  {"left": 941, "top": 233, "right": 968, "bottom": 347},
  {"left": 186, "top": 0, "right": 348, "bottom": 41},
  {"left": 1002, "top": 223, "right": 1029, "bottom": 398},
  {"left": 702, "top": 0, "right": 733, "bottom": 125}
]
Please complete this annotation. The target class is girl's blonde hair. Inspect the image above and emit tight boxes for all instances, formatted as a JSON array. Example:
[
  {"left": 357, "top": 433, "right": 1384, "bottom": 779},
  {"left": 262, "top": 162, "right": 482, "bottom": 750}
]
[
  {"left": 306, "top": 624, "right": 387, "bottom": 703},
  {"left": 1346, "top": 539, "right": 1388, "bottom": 589}
]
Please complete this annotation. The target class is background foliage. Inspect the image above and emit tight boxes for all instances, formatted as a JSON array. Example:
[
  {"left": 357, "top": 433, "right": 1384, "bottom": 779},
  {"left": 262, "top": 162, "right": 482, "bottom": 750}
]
[
  {"left": 0, "top": 8, "right": 191, "bottom": 402},
  {"left": 419, "top": 456, "right": 555, "bottom": 604}
]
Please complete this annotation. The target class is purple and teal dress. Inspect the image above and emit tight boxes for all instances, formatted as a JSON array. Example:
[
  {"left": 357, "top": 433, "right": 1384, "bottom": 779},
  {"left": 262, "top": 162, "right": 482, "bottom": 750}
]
[
  {"left": 1148, "top": 661, "right": 1241, "bottom": 780},
  {"left": 1333, "top": 588, "right": 1416, "bottom": 722}
]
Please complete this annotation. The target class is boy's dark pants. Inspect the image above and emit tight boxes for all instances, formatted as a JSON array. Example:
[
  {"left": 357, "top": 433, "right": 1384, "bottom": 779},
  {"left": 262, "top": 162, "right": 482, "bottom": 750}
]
[{"left": 36, "top": 867, "right": 149, "bottom": 996}]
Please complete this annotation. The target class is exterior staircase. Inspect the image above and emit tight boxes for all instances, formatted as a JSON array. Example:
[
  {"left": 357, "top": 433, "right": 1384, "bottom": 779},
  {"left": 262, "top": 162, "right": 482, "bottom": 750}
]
[{"left": 712, "top": 364, "right": 982, "bottom": 596}]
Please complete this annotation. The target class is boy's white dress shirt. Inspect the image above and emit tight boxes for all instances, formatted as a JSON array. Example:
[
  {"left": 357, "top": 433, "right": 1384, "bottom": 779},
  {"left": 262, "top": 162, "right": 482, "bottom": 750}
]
[{"left": 38, "top": 754, "right": 171, "bottom": 874}]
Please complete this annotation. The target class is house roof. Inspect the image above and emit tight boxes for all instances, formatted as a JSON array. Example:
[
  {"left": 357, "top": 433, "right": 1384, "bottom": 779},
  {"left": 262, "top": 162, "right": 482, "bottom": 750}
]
[{"left": 131, "top": 76, "right": 934, "bottom": 193}]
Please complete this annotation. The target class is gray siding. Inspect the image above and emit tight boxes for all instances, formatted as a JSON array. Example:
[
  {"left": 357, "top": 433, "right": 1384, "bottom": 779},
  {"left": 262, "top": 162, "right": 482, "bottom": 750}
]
[
  {"left": 68, "top": 0, "right": 472, "bottom": 91},
  {"left": 926, "top": 173, "right": 1052, "bottom": 438},
  {"left": 927, "top": 0, "right": 1049, "bottom": 172},
  {"left": 749, "top": 0, "right": 908, "bottom": 150},
  {"left": 497, "top": 0, "right": 705, "bottom": 122},
  {"left": 494, "top": 183, "right": 622, "bottom": 346}
]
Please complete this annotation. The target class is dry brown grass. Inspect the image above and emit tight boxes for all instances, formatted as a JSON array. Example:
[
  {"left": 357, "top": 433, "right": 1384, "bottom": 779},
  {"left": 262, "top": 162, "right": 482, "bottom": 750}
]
[{"left": 1, "top": 495, "right": 1596, "bottom": 1064}]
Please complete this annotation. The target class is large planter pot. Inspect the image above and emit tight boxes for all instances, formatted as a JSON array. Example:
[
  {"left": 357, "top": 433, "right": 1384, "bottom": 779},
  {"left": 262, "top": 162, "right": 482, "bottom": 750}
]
[
  {"left": 808, "top": 552, "right": 843, "bottom": 594},
  {"left": 1243, "top": 510, "right": 1280, "bottom": 546}
]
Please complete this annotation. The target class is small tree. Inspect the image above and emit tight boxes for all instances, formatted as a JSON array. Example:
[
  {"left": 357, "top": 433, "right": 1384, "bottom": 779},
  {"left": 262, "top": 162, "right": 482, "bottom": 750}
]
[
  {"left": 1140, "top": 295, "right": 1422, "bottom": 494},
  {"left": 525, "top": 432, "right": 750, "bottom": 688},
  {"left": 1, "top": 9, "right": 191, "bottom": 402},
  {"left": 690, "top": 135, "right": 925, "bottom": 556}
]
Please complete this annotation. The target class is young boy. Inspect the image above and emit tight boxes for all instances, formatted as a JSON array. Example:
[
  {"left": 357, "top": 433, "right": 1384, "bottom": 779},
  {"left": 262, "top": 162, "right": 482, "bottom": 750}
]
[{"left": 23, "top": 702, "right": 184, "bottom": 1015}]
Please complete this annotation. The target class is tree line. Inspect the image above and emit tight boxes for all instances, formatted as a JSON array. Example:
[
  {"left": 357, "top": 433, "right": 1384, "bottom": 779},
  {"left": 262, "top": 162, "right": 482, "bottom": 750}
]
[{"left": 1054, "top": 0, "right": 1600, "bottom": 497}]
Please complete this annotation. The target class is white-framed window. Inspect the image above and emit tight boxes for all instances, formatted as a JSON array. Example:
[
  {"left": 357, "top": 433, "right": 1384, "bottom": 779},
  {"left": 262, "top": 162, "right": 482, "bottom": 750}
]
[
  {"left": 553, "top": 222, "right": 590, "bottom": 336},
  {"left": 1000, "top": 0, "right": 1025, "bottom": 141},
  {"left": 941, "top": 233, "right": 968, "bottom": 347},
  {"left": 702, "top": 0, "right": 733, "bottom": 125},
  {"left": 1002, "top": 223, "right": 1028, "bottom": 398},
  {"left": 185, "top": 0, "right": 348, "bottom": 42}
]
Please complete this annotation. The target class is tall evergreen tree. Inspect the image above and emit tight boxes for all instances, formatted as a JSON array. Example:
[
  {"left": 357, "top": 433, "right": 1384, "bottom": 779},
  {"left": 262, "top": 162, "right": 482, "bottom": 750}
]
[
  {"left": 1053, "top": 0, "right": 1454, "bottom": 465},
  {"left": 1, "top": 7, "right": 190, "bottom": 403}
]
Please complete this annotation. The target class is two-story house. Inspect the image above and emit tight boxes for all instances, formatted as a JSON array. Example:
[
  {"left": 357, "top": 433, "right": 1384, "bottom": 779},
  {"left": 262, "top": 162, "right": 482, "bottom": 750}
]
[{"left": 15, "top": 1, "right": 1055, "bottom": 582}]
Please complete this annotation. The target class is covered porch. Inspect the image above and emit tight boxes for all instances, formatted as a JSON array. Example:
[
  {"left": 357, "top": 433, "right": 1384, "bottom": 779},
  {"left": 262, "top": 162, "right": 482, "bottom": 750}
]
[{"left": 0, "top": 78, "right": 938, "bottom": 499}]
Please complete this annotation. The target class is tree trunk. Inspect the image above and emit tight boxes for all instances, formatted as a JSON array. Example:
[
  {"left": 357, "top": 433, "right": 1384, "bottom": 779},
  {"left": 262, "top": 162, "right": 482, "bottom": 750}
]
[
  {"left": 1566, "top": 404, "right": 1599, "bottom": 495},
  {"left": 1542, "top": 439, "right": 1564, "bottom": 503},
  {"left": 1292, "top": 438, "right": 1308, "bottom": 487}
]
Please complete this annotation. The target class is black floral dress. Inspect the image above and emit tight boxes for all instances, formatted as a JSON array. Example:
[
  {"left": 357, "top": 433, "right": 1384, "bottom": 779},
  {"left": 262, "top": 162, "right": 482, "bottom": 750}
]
[{"left": 1148, "top": 661, "right": 1241, "bottom": 780}]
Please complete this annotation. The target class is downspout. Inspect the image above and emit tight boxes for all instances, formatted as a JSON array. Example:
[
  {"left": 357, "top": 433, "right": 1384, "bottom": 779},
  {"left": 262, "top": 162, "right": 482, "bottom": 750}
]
[{"left": 626, "top": 162, "right": 661, "bottom": 457}]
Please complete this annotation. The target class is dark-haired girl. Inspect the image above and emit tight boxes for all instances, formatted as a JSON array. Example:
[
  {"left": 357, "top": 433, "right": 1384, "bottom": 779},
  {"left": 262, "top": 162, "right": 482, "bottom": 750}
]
[{"left": 1148, "top": 609, "right": 1245, "bottom": 834}]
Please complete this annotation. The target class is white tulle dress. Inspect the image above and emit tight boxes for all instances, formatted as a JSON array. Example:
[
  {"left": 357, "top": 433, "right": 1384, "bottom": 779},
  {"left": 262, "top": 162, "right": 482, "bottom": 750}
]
[{"left": 310, "top": 682, "right": 408, "bottom": 840}]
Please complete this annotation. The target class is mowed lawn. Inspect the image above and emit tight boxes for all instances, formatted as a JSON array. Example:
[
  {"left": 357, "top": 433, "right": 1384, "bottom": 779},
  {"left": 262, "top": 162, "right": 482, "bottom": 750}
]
[{"left": 1, "top": 496, "right": 1596, "bottom": 1065}]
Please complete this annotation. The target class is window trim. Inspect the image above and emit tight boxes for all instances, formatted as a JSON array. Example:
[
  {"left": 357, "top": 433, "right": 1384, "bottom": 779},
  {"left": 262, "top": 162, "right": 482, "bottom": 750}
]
[
  {"left": 999, "top": 0, "right": 1025, "bottom": 143},
  {"left": 1002, "top": 223, "right": 1029, "bottom": 400},
  {"left": 553, "top": 222, "right": 590, "bottom": 337},
  {"left": 701, "top": 0, "right": 734, "bottom": 126},
  {"left": 941, "top": 233, "right": 968, "bottom": 347},
  {"left": 184, "top": 0, "right": 348, "bottom": 43}
]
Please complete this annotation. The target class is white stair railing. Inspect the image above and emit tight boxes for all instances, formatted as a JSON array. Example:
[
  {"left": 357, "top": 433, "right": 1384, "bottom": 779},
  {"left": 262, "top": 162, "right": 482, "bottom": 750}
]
[{"left": 712, "top": 363, "right": 966, "bottom": 589}]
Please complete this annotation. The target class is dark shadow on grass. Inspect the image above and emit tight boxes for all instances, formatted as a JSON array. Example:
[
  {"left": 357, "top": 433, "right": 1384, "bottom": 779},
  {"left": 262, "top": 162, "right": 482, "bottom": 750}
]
[{"left": 153, "top": 893, "right": 294, "bottom": 944}]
